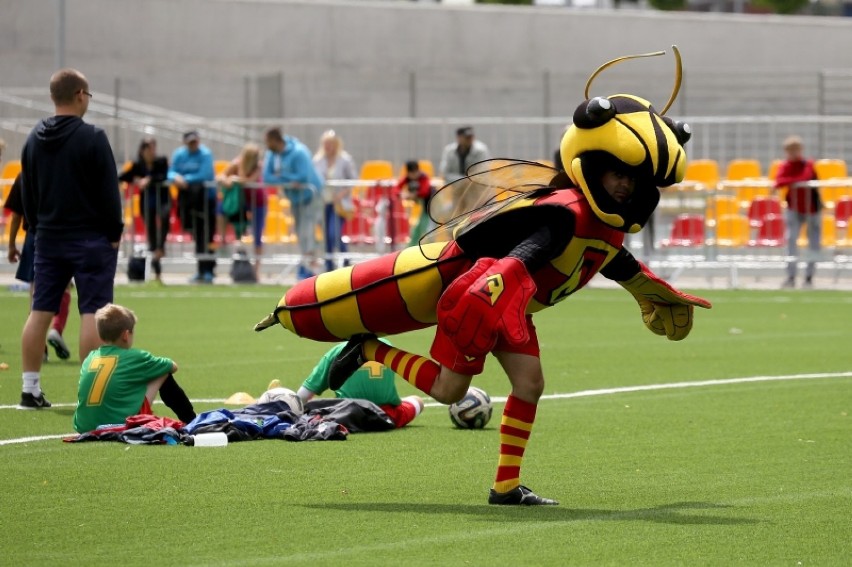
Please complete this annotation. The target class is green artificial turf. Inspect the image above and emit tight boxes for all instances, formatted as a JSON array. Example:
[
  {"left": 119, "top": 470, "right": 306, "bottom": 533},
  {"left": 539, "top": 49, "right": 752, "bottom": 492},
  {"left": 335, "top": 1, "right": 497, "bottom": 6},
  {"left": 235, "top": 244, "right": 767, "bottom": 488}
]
[{"left": 0, "top": 285, "right": 849, "bottom": 566}]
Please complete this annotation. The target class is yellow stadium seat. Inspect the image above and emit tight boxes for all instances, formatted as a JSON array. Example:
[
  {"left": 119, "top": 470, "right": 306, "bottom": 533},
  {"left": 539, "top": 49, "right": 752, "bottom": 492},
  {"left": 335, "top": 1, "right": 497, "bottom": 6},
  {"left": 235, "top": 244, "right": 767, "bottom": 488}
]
[
  {"left": 1, "top": 160, "right": 21, "bottom": 181},
  {"left": 734, "top": 183, "right": 771, "bottom": 208},
  {"left": 683, "top": 159, "right": 720, "bottom": 190},
  {"left": 821, "top": 214, "right": 836, "bottom": 247},
  {"left": 767, "top": 159, "right": 783, "bottom": 181},
  {"left": 706, "top": 195, "right": 740, "bottom": 226},
  {"left": 359, "top": 160, "right": 394, "bottom": 181},
  {"left": 214, "top": 160, "right": 231, "bottom": 177},
  {"left": 725, "top": 159, "right": 762, "bottom": 181},
  {"left": 814, "top": 158, "right": 848, "bottom": 180},
  {"left": 354, "top": 160, "right": 394, "bottom": 200},
  {"left": 714, "top": 214, "right": 750, "bottom": 247},
  {"left": 396, "top": 160, "right": 435, "bottom": 179}
]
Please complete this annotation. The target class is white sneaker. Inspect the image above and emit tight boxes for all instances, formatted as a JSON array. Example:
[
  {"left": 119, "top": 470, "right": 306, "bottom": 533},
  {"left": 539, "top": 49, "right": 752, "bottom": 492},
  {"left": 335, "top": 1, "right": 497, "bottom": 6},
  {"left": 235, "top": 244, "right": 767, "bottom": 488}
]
[{"left": 47, "top": 329, "right": 71, "bottom": 360}]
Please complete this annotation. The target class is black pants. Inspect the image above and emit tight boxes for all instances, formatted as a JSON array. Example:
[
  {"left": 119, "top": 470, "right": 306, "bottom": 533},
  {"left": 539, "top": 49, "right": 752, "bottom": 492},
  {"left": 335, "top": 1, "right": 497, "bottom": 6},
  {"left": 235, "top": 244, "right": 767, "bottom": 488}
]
[{"left": 179, "top": 184, "right": 217, "bottom": 275}]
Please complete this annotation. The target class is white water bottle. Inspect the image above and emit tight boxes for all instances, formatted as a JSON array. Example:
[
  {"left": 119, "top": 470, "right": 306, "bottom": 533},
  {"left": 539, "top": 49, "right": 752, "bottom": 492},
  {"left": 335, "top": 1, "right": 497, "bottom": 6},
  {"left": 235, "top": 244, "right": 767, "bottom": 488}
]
[{"left": 191, "top": 432, "right": 228, "bottom": 447}]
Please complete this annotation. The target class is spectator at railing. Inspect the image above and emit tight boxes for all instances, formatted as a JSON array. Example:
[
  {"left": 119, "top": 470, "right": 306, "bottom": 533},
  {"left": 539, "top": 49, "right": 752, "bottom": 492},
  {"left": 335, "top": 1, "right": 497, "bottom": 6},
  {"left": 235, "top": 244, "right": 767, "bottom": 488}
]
[
  {"left": 395, "top": 160, "right": 433, "bottom": 248},
  {"left": 439, "top": 126, "right": 491, "bottom": 220},
  {"left": 439, "top": 126, "right": 491, "bottom": 184},
  {"left": 263, "top": 126, "right": 324, "bottom": 280},
  {"left": 119, "top": 137, "right": 170, "bottom": 283},
  {"left": 774, "top": 135, "right": 821, "bottom": 288},
  {"left": 216, "top": 142, "right": 265, "bottom": 281},
  {"left": 169, "top": 131, "right": 216, "bottom": 284},
  {"left": 313, "top": 129, "right": 357, "bottom": 272}
]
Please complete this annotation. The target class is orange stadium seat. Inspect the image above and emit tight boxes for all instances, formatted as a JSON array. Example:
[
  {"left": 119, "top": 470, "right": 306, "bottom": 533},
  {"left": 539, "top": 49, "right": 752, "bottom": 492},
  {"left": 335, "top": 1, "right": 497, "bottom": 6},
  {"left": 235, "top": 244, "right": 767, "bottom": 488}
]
[
  {"left": 714, "top": 214, "right": 750, "bottom": 247},
  {"left": 682, "top": 159, "right": 720, "bottom": 191},
  {"left": 725, "top": 159, "right": 761, "bottom": 181},
  {"left": 0, "top": 160, "right": 21, "bottom": 181},
  {"left": 734, "top": 182, "right": 772, "bottom": 209},
  {"left": 706, "top": 194, "right": 740, "bottom": 226},
  {"left": 814, "top": 158, "right": 848, "bottom": 180},
  {"left": 767, "top": 159, "right": 783, "bottom": 181},
  {"left": 396, "top": 160, "right": 435, "bottom": 179}
]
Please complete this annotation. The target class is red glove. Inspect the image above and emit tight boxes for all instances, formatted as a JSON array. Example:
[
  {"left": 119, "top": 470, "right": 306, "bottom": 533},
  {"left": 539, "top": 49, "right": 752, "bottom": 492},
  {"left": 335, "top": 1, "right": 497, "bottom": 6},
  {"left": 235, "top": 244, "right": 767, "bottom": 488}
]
[
  {"left": 618, "top": 263, "right": 712, "bottom": 341},
  {"left": 437, "top": 257, "right": 537, "bottom": 358}
]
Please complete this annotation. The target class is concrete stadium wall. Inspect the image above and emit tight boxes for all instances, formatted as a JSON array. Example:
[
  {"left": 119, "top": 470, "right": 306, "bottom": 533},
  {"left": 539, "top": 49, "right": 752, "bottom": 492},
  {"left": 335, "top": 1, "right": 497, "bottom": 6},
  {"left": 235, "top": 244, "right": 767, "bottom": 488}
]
[{"left": 0, "top": 0, "right": 850, "bottom": 120}]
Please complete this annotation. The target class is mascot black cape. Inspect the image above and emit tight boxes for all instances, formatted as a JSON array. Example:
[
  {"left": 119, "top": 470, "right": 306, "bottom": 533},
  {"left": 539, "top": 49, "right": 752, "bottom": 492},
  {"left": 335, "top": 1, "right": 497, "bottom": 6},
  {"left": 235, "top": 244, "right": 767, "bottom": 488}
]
[{"left": 256, "top": 46, "right": 712, "bottom": 506}]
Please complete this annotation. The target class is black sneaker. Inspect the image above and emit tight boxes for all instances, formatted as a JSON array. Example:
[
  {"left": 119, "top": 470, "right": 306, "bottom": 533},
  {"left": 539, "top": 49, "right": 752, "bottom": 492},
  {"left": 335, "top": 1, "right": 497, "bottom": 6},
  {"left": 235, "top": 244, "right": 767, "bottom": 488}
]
[
  {"left": 488, "top": 485, "right": 558, "bottom": 506},
  {"left": 47, "top": 328, "right": 71, "bottom": 360},
  {"left": 328, "top": 334, "right": 373, "bottom": 390},
  {"left": 18, "top": 392, "right": 52, "bottom": 410}
]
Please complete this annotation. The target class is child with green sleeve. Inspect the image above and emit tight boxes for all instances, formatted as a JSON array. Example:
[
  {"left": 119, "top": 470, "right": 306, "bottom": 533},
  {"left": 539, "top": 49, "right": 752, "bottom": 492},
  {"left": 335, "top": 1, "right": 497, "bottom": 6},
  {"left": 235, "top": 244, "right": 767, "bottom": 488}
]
[{"left": 73, "top": 304, "right": 196, "bottom": 433}]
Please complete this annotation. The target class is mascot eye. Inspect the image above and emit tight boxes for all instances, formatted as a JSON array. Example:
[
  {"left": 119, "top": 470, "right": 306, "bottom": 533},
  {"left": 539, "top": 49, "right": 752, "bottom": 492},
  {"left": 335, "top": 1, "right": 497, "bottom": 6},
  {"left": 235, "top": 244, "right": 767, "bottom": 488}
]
[
  {"left": 573, "top": 96, "right": 617, "bottom": 129},
  {"left": 672, "top": 120, "right": 692, "bottom": 145}
]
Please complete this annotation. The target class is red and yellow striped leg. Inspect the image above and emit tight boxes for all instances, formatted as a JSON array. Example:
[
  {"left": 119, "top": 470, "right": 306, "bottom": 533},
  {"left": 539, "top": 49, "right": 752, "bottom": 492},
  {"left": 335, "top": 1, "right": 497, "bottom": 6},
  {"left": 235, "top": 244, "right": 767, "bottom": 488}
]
[
  {"left": 363, "top": 338, "right": 440, "bottom": 395},
  {"left": 492, "top": 394, "right": 537, "bottom": 494}
]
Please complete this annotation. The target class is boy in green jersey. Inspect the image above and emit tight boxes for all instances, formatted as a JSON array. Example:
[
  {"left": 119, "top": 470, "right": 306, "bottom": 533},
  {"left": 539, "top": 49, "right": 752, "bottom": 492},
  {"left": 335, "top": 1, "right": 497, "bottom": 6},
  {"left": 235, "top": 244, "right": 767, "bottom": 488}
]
[
  {"left": 297, "top": 340, "right": 423, "bottom": 428},
  {"left": 73, "top": 304, "right": 196, "bottom": 433}
]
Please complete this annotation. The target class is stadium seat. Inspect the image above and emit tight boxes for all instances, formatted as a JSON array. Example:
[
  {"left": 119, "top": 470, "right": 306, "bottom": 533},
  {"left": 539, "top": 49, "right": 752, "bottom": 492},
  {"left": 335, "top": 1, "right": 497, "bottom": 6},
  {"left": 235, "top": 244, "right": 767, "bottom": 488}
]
[
  {"left": 725, "top": 159, "right": 762, "bottom": 181},
  {"left": 837, "top": 222, "right": 852, "bottom": 248},
  {"left": 819, "top": 180, "right": 852, "bottom": 209},
  {"left": 0, "top": 160, "right": 21, "bottom": 181},
  {"left": 660, "top": 214, "right": 705, "bottom": 247},
  {"left": 821, "top": 214, "right": 836, "bottom": 247},
  {"left": 682, "top": 159, "right": 720, "bottom": 191},
  {"left": 746, "top": 196, "right": 783, "bottom": 228},
  {"left": 714, "top": 214, "right": 750, "bottom": 247},
  {"left": 214, "top": 160, "right": 231, "bottom": 177},
  {"left": 814, "top": 158, "right": 848, "bottom": 180},
  {"left": 835, "top": 197, "right": 852, "bottom": 230},
  {"left": 396, "top": 159, "right": 435, "bottom": 179},
  {"left": 767, "top": 159, "right": 783, "bottom": 181},
  {"left": 706, "top": 195, "right": 740, "bottom": 226},
  {"left": 734, "top": 182, "right": 771, "bottom": 209},
  {"left": 750, "top": 213, "right": 785, "bottom": 247}
]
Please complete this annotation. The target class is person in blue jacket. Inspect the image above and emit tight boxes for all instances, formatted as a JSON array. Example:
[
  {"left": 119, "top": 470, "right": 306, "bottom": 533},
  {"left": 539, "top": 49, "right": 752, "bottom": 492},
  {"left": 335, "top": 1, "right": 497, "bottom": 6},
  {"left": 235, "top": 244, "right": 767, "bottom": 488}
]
[
  {"left": 169, "top": 131, "right": 216, "bottom": 283},
  {"left": 262, "top": 127, "right": 324, "bottom": 280}
]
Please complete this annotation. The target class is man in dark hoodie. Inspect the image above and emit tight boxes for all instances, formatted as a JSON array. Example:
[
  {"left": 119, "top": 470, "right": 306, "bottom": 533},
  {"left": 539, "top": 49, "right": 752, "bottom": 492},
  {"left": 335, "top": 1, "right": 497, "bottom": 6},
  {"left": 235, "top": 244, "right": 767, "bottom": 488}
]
[{"left": 18, "top": 68, "right": 123, "bottom": 409}]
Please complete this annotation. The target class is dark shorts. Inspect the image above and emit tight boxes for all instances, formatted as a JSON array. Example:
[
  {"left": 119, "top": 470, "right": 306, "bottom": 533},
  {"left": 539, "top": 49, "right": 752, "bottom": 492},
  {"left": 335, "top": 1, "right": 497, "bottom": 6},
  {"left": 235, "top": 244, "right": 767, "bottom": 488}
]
[
  {"left": 32, "top": 235, "right": 118, "bottom": 314},
  {"left": 15, "top": 231, "right": 35, "bottom": 283}
]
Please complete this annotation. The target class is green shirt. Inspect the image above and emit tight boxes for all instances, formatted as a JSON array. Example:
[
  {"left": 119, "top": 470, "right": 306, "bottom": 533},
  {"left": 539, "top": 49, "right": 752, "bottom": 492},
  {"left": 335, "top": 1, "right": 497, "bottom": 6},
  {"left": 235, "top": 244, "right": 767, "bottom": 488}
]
[
  {"left": 74, "top": 345, "right": 174, "bottom": 433},
  {"left": 302, "top": 341, "right": 402, "bottom": 406}
]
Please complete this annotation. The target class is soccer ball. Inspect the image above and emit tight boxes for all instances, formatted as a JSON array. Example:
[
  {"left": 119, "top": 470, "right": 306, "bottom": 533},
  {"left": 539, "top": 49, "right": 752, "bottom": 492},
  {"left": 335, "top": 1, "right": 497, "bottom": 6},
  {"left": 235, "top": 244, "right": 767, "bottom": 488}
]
[
  {"left": 257, "top": 387, "right": 304, "bottom": 416},
  {"left": 449, "top": 387, "right": 493, "bottom": 429}
]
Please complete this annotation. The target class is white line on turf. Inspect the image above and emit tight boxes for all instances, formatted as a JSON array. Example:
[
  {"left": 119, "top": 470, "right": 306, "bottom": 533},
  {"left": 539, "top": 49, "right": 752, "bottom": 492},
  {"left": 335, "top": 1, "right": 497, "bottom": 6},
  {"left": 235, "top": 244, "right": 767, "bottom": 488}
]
[{"left": 1, "top": 371, "right": 850, "bottom": 446}]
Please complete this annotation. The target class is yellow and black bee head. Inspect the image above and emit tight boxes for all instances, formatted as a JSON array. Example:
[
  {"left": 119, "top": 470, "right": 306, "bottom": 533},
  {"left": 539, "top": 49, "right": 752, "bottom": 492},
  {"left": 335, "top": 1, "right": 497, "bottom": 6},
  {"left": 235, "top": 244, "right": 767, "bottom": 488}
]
[{"left": 560, "top": 47, "right": 692, "bottom": 233}]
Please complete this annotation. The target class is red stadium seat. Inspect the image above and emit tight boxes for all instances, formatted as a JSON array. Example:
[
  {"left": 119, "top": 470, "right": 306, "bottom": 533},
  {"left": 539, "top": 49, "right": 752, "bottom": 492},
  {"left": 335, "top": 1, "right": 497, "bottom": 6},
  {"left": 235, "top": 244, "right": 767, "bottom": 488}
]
[
  {"left": 747, "top": 196, "right": 783, "bottom": 228},
  {"left": 661, "top": 214, "right": 705, "bottom": 247},
  {"left": 835, "top": 197, "right": 852, "bottom": 230},
  {"left": 750, "top": 213, "right": 785, "bottom": 247}
]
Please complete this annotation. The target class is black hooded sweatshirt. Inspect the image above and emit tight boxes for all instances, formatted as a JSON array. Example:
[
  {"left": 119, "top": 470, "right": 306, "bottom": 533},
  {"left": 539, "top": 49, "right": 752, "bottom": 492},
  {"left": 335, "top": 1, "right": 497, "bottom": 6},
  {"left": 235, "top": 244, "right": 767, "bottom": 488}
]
[{"left": 20, "top": 115, "right": 123, "bottom": 242}]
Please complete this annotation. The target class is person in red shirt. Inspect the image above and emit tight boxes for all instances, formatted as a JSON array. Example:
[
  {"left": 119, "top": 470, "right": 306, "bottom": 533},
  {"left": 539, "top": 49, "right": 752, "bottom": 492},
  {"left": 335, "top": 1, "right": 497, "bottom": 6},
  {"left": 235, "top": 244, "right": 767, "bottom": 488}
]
[
  {"left": 774, "top": 136, "right": 822, "bottom": 288},
  {"left": 395, "top": 160, "right": 433, "bottom": 247}
]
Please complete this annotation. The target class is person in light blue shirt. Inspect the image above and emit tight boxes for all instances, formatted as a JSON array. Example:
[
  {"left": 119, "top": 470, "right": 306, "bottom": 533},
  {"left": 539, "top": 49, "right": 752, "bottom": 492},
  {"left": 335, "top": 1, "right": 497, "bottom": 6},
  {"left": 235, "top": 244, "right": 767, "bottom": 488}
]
[
  {"left": 168, "top": 131, "right": 217, "bottom": 283},
  {"left": 263, "top": 127, "right": 324, "bottom": 280}
]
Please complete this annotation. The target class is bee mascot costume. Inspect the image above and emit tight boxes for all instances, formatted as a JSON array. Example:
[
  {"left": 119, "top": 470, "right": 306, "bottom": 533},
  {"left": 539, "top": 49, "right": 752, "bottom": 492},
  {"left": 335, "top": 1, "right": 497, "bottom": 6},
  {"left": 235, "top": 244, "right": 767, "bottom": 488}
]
[{"left": 256, "top": 47, "right": 711, "bottom": 505}]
